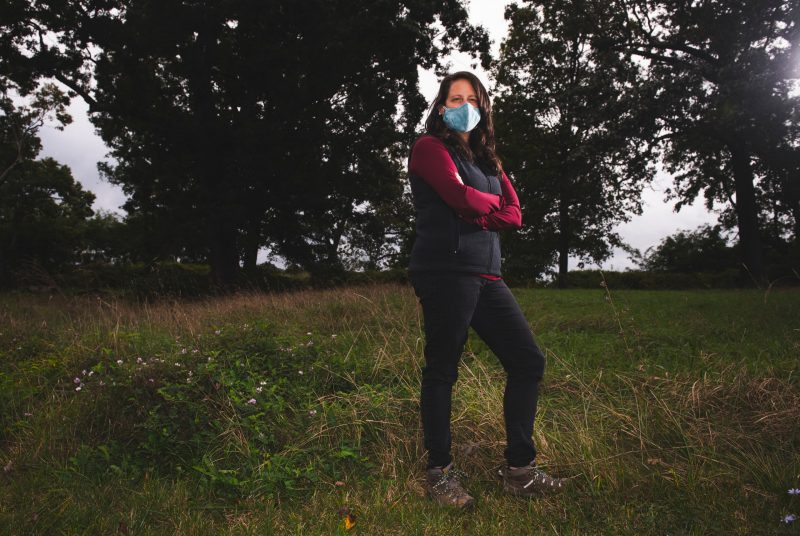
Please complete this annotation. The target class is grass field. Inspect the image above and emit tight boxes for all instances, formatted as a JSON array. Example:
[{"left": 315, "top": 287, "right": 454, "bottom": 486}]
[{"left": 1, "top": 283, "right": 799, "bottom": 535}]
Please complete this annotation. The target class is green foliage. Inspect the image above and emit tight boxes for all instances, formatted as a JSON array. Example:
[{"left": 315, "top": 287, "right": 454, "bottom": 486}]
[
  {"left": 0, "top": 85, "right": 93, "bottom": 288},
  {"left": 494, "top": 1, "right": 659, "bottom": 286},
  {"left": 3, "top": 1, "right": 491, "bottom": 285},
  {"left": 605, "top": 0, "right": 800, "bottom": 281},
  {"left": 639, "top": 224, "right": 738, "bottom": 273}
]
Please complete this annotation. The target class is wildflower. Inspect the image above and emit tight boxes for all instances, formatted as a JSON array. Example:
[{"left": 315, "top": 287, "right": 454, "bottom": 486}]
[
  {"left": 306, "top": 332, "right": 312, "bottom": 335},
  {"left": 148, "top": 378, "right": 154, "bottom": 383},
  {"left": 308, "top": 409, "right": 317, "bottom": 416},
  {"left": 73, "top": 377, "right": 81, "bottom": 384},
  {"left": 215, "top": 329, "right": 221, "bottom": 335},
  {"left": 137, "top": 357, "right": 143, "bottom": 364},
  {"left": 181, "top": 348, "right": 187, "bottom": 354},
  {"left": 24, "top": 412, "right": 32, "bottom": 417},
  {"left": 247, "top": 398, "right": 257, "bottom": 405},
  {"left": 116, "top": 359, "right": 123, "bottom": 365},
  {"left": 789, "top": 489, "right": 800, "bottom": 495},
  {"left": 192, "top": 349, "right": 199, "bottom": 354},
  {"left": 81, "top": 369, "right": 87, "bottom": 376},
  {"left": 256, "top": 386, "right": 263, "bottom": 393},
  {"left": 259, "top": 380, "right": 267, "bottom": 386},
  {"left": 783, "top": 514, "right": 797, "bottom": 523},
  {"left": 306, "top": 341, "right": 314, "bottom": 347},
  {"left": 298, "top": 370, "right": 303, "bottom": 375},
  {"left": 331, "top": 334, "right": 337, "bottom": 338},
  {"left": 88, "top": 371, "right": 95, "bottom": 377},
  {"left": 75, "top": 386, "right": 82, "bottom": 392},
  {"left": 99, "top": 381, "right": 105, "bottom": 386}
]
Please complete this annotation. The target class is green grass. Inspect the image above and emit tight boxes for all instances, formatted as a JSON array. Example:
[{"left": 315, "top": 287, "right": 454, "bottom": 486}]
[{"left": 1, "top": 284, "right": 799, "bottom": 535}]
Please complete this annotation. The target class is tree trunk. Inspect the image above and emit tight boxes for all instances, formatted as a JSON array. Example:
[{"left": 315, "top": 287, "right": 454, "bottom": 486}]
[
  {"left": 241, "top": 213, "right": 261, "bottom": 274},
  {"left": 206, "top": 215, "right": 239, "bottom": 292},
  {"left": 557, "top": 186, "right": 570, "bottom": 289},
  {"left": 728, "top": 142, "right": 766, "bottom": 283},
  {"left": 191, "top": 19, "right": 239, "bottom": 292}
]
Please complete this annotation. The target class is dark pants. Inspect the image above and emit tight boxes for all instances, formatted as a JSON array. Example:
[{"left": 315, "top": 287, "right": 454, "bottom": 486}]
[{"left": 410, "top": 271, "right": 546, "bottom": 469}]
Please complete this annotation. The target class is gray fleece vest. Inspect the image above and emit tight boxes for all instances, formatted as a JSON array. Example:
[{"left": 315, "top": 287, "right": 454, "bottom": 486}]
[{"left": 408, "top": 145, "right": 502, "bottom": 275}]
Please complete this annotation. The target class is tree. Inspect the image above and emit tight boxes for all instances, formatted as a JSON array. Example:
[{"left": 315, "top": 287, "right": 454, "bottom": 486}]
[
  {"left": 638, "top": 224, "right": 737, "bottom": 272},
  {"left": 6, "top": 0, "right": 491, "bottom": 289},
  {"left": 602, "top": 0, "right": 800, "bottom": 283},
  {"left": 494, "top": 1, "right": 658, "bottom": 287},
  {"left": 0, "top": 82, "right": 95, "bottom": 286}
]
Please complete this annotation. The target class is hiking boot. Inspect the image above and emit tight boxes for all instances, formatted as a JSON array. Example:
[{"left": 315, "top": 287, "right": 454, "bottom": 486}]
[
  {"left": 425, "top": 462, "right": 475, "bottom": 510},
  {"left": 499, "top": 462, "right": 567, "bottom": 497}
]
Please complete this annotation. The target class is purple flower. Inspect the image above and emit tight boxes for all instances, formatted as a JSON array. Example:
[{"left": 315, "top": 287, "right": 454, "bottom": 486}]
[
  {"left": 783, "top": 514, "right": 796, "bottom": 523},
  {"left": 73, "top": 377, "right": 81, "bottom": 385},
  {"left": 789, "top": 488, "right": 800, "bottom": 495},
  {"left": 247, "top": 398, "right": 257, "bottom": 405}
]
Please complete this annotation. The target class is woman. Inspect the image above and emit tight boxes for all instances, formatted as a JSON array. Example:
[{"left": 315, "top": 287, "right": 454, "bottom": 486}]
[{"left": 408, "top": 71, "right": 566, "bottom": 510}]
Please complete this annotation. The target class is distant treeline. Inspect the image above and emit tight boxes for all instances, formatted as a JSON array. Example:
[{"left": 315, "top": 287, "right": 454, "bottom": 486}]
[{"left": 1, "top": 1, "right": 798, "bottom": 290}]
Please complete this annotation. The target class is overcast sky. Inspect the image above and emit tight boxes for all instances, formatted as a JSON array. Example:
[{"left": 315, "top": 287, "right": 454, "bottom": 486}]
[{"left": 33, "top": 0, "right": 717, "bottom": 271}]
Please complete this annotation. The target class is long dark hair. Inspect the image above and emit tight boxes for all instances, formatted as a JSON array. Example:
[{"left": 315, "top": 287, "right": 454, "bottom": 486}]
[{"left": 423, "top": 71, "right": 502, "bottom": 174}]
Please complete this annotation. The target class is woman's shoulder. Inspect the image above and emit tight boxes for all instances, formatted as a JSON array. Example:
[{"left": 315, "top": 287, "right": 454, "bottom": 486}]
[{"left": 413, "top": 134, "right": 445, "bottom": 150}]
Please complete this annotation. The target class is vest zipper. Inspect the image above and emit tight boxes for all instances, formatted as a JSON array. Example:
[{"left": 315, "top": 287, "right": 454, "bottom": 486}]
[{"left": 452, "top": 213, "right": 459, "bottom": 254}]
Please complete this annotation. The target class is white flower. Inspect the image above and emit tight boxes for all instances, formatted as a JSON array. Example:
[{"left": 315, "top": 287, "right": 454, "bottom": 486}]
[
  {"left": 187, "top": 371, "right": 193, "bottom": 376},
  {"left": 88, "top": 371, "right": 95, "bottom": 377},
  {"left": 116, "top": 359, "right": 123, "bottom": 365},
  {"left": 75, "top": 386, "right": 82, "bottom": 392},
  {"left": 214, "top": 329, "right": 221, "bottom": 335},
  {"left": 192, "top": 349, "right": 199, "bottom": 354},
  {"left": 73, "top": 377, "right": 81, "bottom": 384},
  {"left": 247, "top": 398, "right": 257, "bottom": 405},
  {"left": 256, "top": 386, "right": 263, "bottom": 393},
  {"left": 23, "top": 412, "right": 32, "bottom": 417},
  {"left": 331, "top": 334, "right": 337, "bottom": 338},
  {"left": 148, "top": 378, "right": 154, "bottom": 383},
  {"left": 99, "top": 381, "right": 105, "bottom": 386},
  {"left": 81, "top": 369, "right": 87, "bottom": 376},
  {"left": 783, "top": 514, "right": 797, "bottom": 523},
  {"left": 137, "top": 357, "right": 143, "bottom": 364},
  {"left": 259, "top": 380, "right": 267, "bottom": 386},
  {"left": 789, "top": 488, "right": 800, "bottom": 495},
  {"left": 308, "top": 409, "right": 317, "bottom": 416},
  {"left": 298, "top": 370, "right": 303, "bottom": 375},
  {"left": 306, "top": 332, "right": 312, "bottom": 335},
  {"left": 181, "top": 348, "right": 187, "bottom": 354}
]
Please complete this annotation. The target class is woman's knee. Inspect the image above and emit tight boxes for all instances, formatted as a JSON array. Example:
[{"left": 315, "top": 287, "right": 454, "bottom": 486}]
[
  {"left": 422, "top": 365, "right": 459, "bottom": 386},
  {"left": 504, "top": 346, "right": 545, "bottom": 380}
]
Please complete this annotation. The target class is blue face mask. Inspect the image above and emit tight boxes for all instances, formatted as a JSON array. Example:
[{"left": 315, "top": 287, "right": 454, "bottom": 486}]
[{"left": 442, "top": 102, "right": 481, "bottom": 133}]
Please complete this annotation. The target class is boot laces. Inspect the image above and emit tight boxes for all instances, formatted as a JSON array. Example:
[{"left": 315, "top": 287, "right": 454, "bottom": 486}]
[{"left": 432, "top": 467, "right": 468, "bottom": 492}]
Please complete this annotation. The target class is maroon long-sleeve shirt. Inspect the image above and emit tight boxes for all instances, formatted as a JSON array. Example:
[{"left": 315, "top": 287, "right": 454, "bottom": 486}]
[{"left": 409, "top": 135, "right": 522, "bottom": 280}]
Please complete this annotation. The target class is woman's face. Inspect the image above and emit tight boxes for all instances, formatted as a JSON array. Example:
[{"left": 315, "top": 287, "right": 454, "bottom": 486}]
[{"left": 442, "top": 78, "right": 478, "bottom": 111}]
